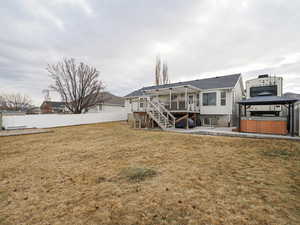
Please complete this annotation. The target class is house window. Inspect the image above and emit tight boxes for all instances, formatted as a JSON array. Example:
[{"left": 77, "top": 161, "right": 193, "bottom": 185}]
[
  {"left": 171, "top": 94, "right": 177, "bottom": 101},
  {"left": 220, "top": 91, "right": 226, "bottom": 106},
  {"left": 140, "top": 102, "right": 144, "bottom": 108},
  {"left": 203, "top": 92, "right": 216, "bottom": 106}
]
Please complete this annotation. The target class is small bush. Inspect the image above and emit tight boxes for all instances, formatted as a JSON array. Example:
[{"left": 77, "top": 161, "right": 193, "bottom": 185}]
[
  {"left": 96, "top": 176, "right": 107, "bottom": 183},
  {"left": 120, "top": 167, "right": 157, "bottom": 182}
]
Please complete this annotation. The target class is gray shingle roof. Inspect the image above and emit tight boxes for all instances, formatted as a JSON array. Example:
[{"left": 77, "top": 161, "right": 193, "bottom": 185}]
[
  {"left": 125, "top": 73, "right": 241, "bottom": 97},
  {"left": 283, "top": 92, "right": 300, "bottom": 100}
]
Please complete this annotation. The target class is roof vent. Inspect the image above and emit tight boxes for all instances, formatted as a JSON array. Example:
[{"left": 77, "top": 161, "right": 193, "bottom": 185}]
[{"left": 258, "top": 74, "right": 269, "bottom": 78}]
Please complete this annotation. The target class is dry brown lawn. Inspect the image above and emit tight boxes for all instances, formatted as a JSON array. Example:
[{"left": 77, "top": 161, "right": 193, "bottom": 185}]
[{"left": 0, "top": 122, "right": 299, "bottom": 225}]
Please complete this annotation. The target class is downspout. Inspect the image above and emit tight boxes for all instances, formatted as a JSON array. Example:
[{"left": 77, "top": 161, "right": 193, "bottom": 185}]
[
  {"left": 185, "top": 87, "right": 188, "bottom": 110},
  {"left": 169, "top": 88, "right": 172, "bottom": 109}
]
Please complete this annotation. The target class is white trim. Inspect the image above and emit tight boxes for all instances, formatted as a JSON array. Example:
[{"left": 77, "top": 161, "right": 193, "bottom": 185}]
[{"left": 143, "top": 84, "right": 202, "bottom": 93}]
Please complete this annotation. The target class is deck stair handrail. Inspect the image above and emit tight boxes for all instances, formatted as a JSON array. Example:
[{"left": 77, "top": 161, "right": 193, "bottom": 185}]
[{"left": 146, "top": 98, "right": 175, "bottom": 129}]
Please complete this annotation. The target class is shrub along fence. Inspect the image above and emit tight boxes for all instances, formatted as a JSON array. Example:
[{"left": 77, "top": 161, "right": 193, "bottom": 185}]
[{"left": 2, "top": 111, "right": 127, "bottom": 129}]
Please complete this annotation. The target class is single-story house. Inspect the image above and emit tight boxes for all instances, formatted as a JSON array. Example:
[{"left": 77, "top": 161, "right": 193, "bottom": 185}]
[
  {"left": 40, "top": 101, "right": 67, "bottom": 114},
  {"left": 125, "top": 73, "right": 244, "bottom": 129},
  {"left": 86, "top": 92, "right": 125, "bottom": 113}
]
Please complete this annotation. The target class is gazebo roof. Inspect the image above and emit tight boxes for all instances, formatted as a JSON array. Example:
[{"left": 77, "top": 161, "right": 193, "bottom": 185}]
[{"left": 238, "top": 96, "right": 298, "bottom": 105}]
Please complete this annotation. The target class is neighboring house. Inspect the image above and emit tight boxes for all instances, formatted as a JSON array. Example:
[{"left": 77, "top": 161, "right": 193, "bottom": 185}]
[
  {"left": 86, "top": 92, "right": 125, "bottom": 113},
  {"left": 283, "top": 92, "right": 300, "bottom": 100},
  {"left": 40, "top": 101, "right": 67, "bottom": 114},
  {"left": 26, "top": 107, "right": 41, "bottom": 114},
  {"left": 245, "top": 74, "right": 283, "bottom": 116},
  {"left": 125, "top": 73, "right": 244, "bottom": 129}
]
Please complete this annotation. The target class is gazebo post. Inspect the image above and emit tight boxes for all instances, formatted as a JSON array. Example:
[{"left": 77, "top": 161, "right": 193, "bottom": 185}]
[
  {"left": 288, "top": 103, "right": 291, "bottom": 133},
  {"left": 238, "top": 103, "right": 241, "bottom": 132},
  {"left": 291, "top": 103, "right": 295, "bottom": 136}
]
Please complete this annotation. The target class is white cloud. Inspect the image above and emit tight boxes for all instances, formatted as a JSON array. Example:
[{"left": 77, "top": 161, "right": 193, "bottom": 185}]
[{"left": 0, "top": 0, "right": 300, "bottom": 105}]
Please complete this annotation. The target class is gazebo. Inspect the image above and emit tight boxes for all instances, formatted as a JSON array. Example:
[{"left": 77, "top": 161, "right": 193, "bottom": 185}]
[{"left": 238, "top": 96, "right": 298, "bottom": 136}]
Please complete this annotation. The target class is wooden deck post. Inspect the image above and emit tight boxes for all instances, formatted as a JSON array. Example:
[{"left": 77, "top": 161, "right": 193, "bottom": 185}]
[{"left": 186, "top": 113, "right": 189, "bottom": 129}]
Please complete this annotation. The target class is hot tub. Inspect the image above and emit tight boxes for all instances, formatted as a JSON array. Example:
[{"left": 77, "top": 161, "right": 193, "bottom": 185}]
[{"left": 240, "top": 117, "right": 288, "bottom": 135}]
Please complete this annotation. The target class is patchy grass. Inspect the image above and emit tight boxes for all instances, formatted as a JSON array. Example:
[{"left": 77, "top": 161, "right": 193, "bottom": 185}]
[
  {"left": 0, "top": 121, "right": 300, "bottom": 225},
  {"left": 262, "top": 148, "right": 300, "bottom": 159},
  {"left": 120, "top": 167, "right": 157, "bottom": 182}
]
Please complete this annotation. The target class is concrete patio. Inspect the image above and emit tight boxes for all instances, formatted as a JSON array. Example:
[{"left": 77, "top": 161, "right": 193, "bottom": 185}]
[{"left": 166, "top": 126, "right": 300, "bottom": 141}]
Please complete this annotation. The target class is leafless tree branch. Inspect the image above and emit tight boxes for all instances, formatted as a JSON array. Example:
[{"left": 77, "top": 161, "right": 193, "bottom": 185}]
[
  {"left": 162, "top": 62, "right": 169, "bottom": 84},
  {"left": 155, "top": 56, "right": 161, "bottom": 85},
  {"left": 0, "top": 93, "right": 32, "bottom": 111},
  {"left": 47, "top": 58, "right": 104, "bottom": 114},
  {"left": 155, "top": 56, "right": 170, "bottom": 85}
]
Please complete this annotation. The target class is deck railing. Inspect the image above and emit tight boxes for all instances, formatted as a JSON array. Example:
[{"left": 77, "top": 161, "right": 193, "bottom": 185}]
[{"left": 133, "top": 98, "right": 200, "bottom": 112}]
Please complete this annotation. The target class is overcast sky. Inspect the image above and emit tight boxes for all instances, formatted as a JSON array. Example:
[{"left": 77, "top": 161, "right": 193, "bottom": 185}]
[{"left": 1, "top": 0, "right": 300, "bottom": 105}]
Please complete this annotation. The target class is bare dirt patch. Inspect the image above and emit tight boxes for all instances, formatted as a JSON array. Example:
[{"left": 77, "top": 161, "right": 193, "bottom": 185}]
[{"left": 0, "top": 122, "right": 299, "bottom": 225}]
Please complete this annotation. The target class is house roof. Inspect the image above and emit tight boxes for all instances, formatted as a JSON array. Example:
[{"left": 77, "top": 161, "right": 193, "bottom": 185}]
[
  {"left": 283, "top": 92, "right": 300, "bottom": 100},
  {"left": 40, "top": 92, "right": 124, "bottom": 108},
  {"left": 98, "top": 92, "right": 125, "bottom": 106},
  {"left": 238, "top": 96, "right": 299, "bottom": 105},
  {"left": 125, "top": 73, "right": 241, "bottom": 97},
  {"left": 41, "top": 101, "right": 65, "bottom": 108}
]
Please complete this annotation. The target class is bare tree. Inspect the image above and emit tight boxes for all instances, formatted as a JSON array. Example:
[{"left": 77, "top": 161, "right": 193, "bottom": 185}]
[
  {"left": 47, "top": 58, "right": 103, "bottom": 114},
  {"left": 1, "top": 93, "right": 32, "bottom": 111},
  {"left": 155, "top": 56, "right": 170, "bottom": 85},
  {"left": 155, "top": 56, "right": 161, "bottom": 85},
  {"left": 162, "top": 62, "right": 169, "bottom": 84},
  {"left": 0, "top": 95, "right": 6, "bottom": 110}
]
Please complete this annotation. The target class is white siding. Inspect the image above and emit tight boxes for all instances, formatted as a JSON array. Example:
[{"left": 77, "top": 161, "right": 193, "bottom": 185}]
[
  {"left": 87, "top": 104, "right": 125, "bottom": 113},
  {"left": 200, "top": 90, "right": 233, "bottom": 115}
]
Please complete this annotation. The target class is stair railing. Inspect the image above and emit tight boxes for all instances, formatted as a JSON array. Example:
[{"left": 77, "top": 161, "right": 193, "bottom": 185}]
[{"left": 146, "top": 98, "right": 175, "bottom": 128}]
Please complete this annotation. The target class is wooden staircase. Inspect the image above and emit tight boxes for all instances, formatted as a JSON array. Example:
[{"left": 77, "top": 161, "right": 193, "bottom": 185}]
[{"left": 146, "top": 98, "right": 175, "bottom": 130}]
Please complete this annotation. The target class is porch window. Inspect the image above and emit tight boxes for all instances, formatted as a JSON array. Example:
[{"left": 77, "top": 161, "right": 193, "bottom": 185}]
[
  {"left": 188, "top": 95, "right": 193, "bottom": 104},
  {"left": 220, "top": 91, "right": 226, "bottom": 106},
  {"left": 203, "top": 92, "right": 216, "bottom": 106}
]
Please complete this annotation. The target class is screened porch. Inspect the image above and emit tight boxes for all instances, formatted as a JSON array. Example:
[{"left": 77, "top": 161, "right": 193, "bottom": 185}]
[{"left": 131, "top": 85, "right": 201, "bottom": 113}]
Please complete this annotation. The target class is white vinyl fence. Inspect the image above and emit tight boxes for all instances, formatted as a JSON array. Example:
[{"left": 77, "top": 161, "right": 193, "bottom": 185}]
[{"left": 2, "top": 111, "right": 127, "bottom": 129}]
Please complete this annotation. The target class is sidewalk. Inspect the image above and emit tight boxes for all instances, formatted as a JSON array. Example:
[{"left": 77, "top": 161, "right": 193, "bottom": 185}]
[
  {"left": 166, "top": 126, "right": 300, "bottom": 141},
  {"left": 0, "top": 129, "right": 52, "bottom": 137}
]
